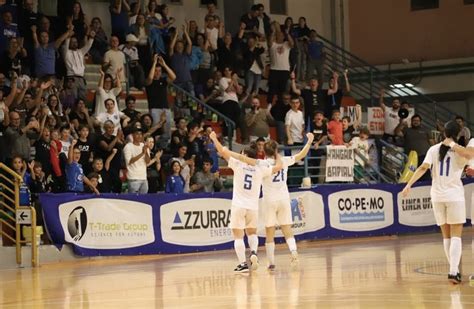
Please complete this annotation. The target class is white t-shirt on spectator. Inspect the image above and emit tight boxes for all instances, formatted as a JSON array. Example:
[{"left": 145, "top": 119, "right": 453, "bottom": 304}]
[
  {"left": 123, "top": 142, "right": 148, "bottom": 180},
  {"left": 384, "top": 108, "right": 399, "bottom": 135},
  {"left": 219, "top": 77, "right": 238, "bottom": 102},
  {"left": 60, "top": 139, "right": 71, "bottom": 157},
  {"left": 423, "top": 143, "right": 468, "bottom": 202},
  {"left": 96, "top": 111, "right": 124, "bottom": 135},
  {"left": 285, "top": 109, "right": 305, "bottom": 143},
  {"left": 205, "top": 27, "right": 219, "bottom": 50},
  {"left": 270, "top": 42, "right": 291, "bottom": 71},
  {"left": 351, "top": 136, "right": 369, "bottom": 167},
  {"left": 95, "top": 87, "right": 122, "bottom": 116},
  {"left": 104, "top": 49, "right": 126, "bottom": 80},
  {"left": 119, "top": 44, "right": 139, "bottom": 61}
]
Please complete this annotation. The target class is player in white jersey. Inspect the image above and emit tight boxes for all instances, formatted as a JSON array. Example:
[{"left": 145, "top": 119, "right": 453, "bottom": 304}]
[
  {"left": 209, "top": 131, "right": 283, "bottom": 273},
  {"left": 260, "top": 133, "right": 314, "bottom": 270},
  {"left": 402, "top": 121, "right": 470, "bottom": 284}
]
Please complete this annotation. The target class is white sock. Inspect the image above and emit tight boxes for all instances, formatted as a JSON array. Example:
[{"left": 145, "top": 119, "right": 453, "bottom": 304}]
[
  {"left": 449, "top": 237, "right": 462, "bottom": 275},
  {"left": 266, "top": 242, "right": 275, "bottom": 265},
  {"left": 248, "top": 234, "right": 259, "bottom": 253},
  {"left": 443, "top": 238, "right": 450, "bottom": 263},
  {"left": 234, "top": 239, "right": 246, "bottom": 264},
  {"left": 286, "top": 237, "right": 297, "bottom": 252}
]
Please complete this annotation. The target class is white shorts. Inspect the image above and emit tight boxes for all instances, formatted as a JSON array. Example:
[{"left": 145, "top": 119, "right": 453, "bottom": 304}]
[
  {"left": 432, "top": 201, "right": 466, "bottom": 226},
  {"left": 229, "top": 207, "right": 258, "bottom": 229},
  {"left": 262, "top": 199, "right": 293, "bottom": 227}
]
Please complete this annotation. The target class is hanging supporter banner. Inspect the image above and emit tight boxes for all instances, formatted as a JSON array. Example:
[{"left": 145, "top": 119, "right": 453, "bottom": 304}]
[
  {"left": 397, "top": 185, "right": 436, "bottom": 227},
  {"left": 340, "top": 105, "right": 361, "bottom": 126},
  {"left": 327, "top": 188, "right": 394, "bottom": 231},
  {"left": 256, "top": 190, "right": 325, "bottom": 238},
  {"left": 39, "top": 179, "right": 474, "bottom": 257},
  {"left": 367, "top": 107, "right": 385, "bottom": 135},
  {"left": 325, "top": 146, "right": 354, "bottom": 182}
]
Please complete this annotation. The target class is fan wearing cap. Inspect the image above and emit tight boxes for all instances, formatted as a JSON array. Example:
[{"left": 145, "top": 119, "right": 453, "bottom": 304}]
[
  {"left": 119, "top": 34, "right": 145, "bottom": 90},
  {"left": 123, "top": 126, "right": 151, "bottom": 194}
]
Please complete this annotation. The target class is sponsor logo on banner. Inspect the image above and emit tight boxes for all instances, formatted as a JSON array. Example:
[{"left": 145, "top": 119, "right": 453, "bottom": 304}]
[
  {"left": 257, "top": 191, "right": 325, "bottom": 237},
  {"left": 367, "top": 107, "right": 384, "bottom": 135},
  {"left": 328, "top": 189, "right": 393, "bottom": 231},
  {"left": 397, "top": 186, "right": 436, "bottom": 227},
  {"left": 325, "top": 146, "right": 354, "bottom": 182},
  {"left": 59, "top": 199, "right": 154, "bottom": 249},
  {"left": 161, "top": 198, "right": 233, "bottom": 246}
]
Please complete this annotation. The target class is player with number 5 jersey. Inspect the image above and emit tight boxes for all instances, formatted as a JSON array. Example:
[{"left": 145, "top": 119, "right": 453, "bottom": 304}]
[
  {"left": 402, "top": 121, "right": 470, "bottom": 284},
  {"left": 208, "top": 131, "right": 283, "bottom": 274},
  {"left": 261, "top": 133, "right": 314, "bottom": 270}
]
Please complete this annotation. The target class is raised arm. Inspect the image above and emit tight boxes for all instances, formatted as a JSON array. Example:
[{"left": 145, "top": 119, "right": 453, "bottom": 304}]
[
  {"left": 379, "top": 88, "right": 387, "bottom": 112},
  {"left": 327, "top": 72, "right": 339, "bottom": 95},
  {"left": 182, "top": 25, "right": 192, "bottom": 55},
  {"left": 158, "top": 55, "right": 176, "bottom": 82},
  {"left": 209, "top": 131, "right": 230, "bottom": 161},
  {"left": 401, "top": 163, "right": 430, "bottom": 196},
  {"left": 111, "top": 0, "right": 122, "bottom": 14},
  {"left": 290, "top": 72, "right": 301, "bottom": 95},
  {"left": 104, "top": 149, "right": 117, "bottom": 171},
  {"left": 55, "top": 28, "right": 73, "bottom": 50},
  {"left": 294, "top": 133, "right": 314, "bottom": 161},
  {"left": 68, "top": 140, "right": 77, "bottom": 164},
  {"left": 443, "top": 138, "right": 474, "bottom": 159},
  {"left": 286, "top": 29, "right": 295, "bottom": 48},
  {"left": 343, "top": 70, "right": 351, "bottom": 93},
  {"left": 169, "top": 30, "right": 178, "bottom": 57},
  {"left": 4, "top": 74, "right": 18, "bottom": 107},
  {"left": 31, "top": 25, "right": 39, "bottom": 48}
]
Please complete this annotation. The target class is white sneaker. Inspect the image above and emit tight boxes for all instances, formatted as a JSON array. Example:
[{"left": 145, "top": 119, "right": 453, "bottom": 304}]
[{"left": 250, "top": 251, "right": 259, "bottom": 271}]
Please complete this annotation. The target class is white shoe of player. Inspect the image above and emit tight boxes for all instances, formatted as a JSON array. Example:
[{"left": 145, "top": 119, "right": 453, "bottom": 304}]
[
  {"left": 290, "top": 251, "right": 299, "bottom": 266},
  {"left": 250, "top": 251, "right": 259, "bottom": 271}
]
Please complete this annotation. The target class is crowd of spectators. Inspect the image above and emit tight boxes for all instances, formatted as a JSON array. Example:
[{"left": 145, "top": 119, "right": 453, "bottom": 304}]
[{"left": 1, "top": 0, "right": 464, "bottom": 199}]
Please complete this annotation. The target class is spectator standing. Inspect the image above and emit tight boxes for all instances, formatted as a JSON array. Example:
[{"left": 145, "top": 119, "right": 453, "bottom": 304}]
[
  {"left": 95, "top": 98, "right": 130, "bottom": 135},
  {"left": 190, "top": 158, "right": 222, "bottom": 193},
  {"left": 94, "top": 68, "right": 122, "bottom": 116},
  {"left": 395, "top": 114, "right": 433, "bottom": 161},
  {"left": 0, "top": 37, "right": 29, "bottom": 77},
  {"left": 89, "top": 17, "right": 108, "bottom": 64},
  {"left": 242, "top": 35, "right": 265, "bottom": 96},
  {"left": 169, "top": 25, "right": 194, "bottom": 96},
  {"left": 245, "top": 96, "right": 273, "bottom": 141},
  {"left": 5, "top": 111, "right": 39, "bottom": 161},
  {"left": 0, "top": 10, "right": 19, "bottom": 54},
  {"left": 379, "top": 88, "right": 401, "bottom": 143},
  {"left": 291, "top": 72, "right": 327, "bottom": 123},
  {"left": 285, "top": 96, "right": 304, "bottom": 146},
  {"left": 62, "top": 29, "right": 95, "bottom": 100},
  {"left": 255, "top": 4, "right": 271, "bottom": 38},
  {"left": 327, "top": 110, "right": 343, "bottom": 145},
  {"left": 104, "top": 36, "right": 126, "bottom": 81},
  {"left": 145, "top": 136, "right": 162, "bottom": 193},
  {"left": 96, "top": 120, "right": 124, "bottom": 192},
  {"left": 267, "top": 29, "right": 294, "bottom": 105},
  {"left": 119, "top": 34, "right": 145, "bottom": 90},
  {"left": 218, "top": 67, "right": 242, "bottom": 138},
  {"left": 68, "top": 1, "right": 88, "bottom": 45},
  {"left": 123, "top": 127, "right": 150, "bottom": 194},
  {"left": 306, "top": 30, "right": 325, "bottom": 84},
  {"left": 270, "top": 93, "right": 291, "bottom": 144},
  {"left": 145, "top": 54, "right": 176, "bottom": 145},
  {"left": 129, "top": 13, "right": 152, "bottom": 71},
  {"left": 349, "top": 127, "right": 370, "bottom": 180},
  {"left": 325, "top": 71, "right": 351, "bottom": 118},
  {"left": 293, "top": 17, "right": 311, "bottom": 81},
  {"left": 66, "top": 140, "right": 98, "bottom": 194},
  {"left": 122, "top": 95, "right": 141, "bottom": 125},
  {"left": 110, "top": 0, "right": 130, "bottom": 44},
  {"left": 455, "top": 116, "right": 470, "bottom": 147},
  {"left": 204, "top": 14, "right": 219, "bottom": 52},
  {"left": 342, "top": 116, "right": 356, "bottom": 144}
]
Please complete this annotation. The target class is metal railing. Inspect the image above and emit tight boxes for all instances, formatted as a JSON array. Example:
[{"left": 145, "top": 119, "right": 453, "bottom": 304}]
[
  {"left": 170, "top": 84, "right": 236, "bottom": 149},
  {"left": 0, "top": 163, "right": 39, "bottom": 267},
  {"left": 378, "top": 139, "right": 409, "bottom": 183},
  {"left": 316, "top": 35, "right": 474, "bottom": 132}
]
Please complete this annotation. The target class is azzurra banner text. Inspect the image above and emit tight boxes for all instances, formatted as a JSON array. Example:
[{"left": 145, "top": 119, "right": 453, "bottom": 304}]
[{"left": 39, "top": 179, "right": 474, "bottom": 256}]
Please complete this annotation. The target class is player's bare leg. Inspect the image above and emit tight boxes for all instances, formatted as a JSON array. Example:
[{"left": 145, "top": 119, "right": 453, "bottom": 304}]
[
  {"left": 246, "top": 227, "right": 259, "bottom": 270},
  {"left": 281, "top": 225, "right": 299, "bottom": 266}
]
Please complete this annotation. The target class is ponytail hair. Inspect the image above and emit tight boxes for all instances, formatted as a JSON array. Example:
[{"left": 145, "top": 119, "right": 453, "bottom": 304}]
[{"left": 439, "top": 120, "right": 461, "bottom": 162}]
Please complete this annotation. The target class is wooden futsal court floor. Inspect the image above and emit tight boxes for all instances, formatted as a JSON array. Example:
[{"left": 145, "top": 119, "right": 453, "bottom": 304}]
[{"left": 1, "top": 232, "right": 474, "bottom": 308}]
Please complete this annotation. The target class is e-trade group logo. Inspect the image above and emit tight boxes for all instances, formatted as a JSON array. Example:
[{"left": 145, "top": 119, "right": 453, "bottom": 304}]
[
  {"left": 171, "top": 209, "right": 231, "bottom": 237},
  {"left": 337, "top": 196, "right": 385, "bottom": 223},
  {"left": 290, "top": 198, "right": 306, "bottom": 229},
  {"left": 67, "top": 206, "right": 87, "bottom": 241}
]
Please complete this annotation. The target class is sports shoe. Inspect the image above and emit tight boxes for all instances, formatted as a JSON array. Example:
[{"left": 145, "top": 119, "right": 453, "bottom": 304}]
[
  {"left": 267, "top": 264, "right": 276, "bottom": 271},
  {"left": 234, "top": 262, "right": 249, "bottom": 273},
  {"left": 448, "top": 273, "right": 462, "bottom": 284},
  {"left": 290, "top": 251, "right": 299, "bottom": 266},
  {"left": 250, "top": 251, "right": 259, "bottom": 270}
]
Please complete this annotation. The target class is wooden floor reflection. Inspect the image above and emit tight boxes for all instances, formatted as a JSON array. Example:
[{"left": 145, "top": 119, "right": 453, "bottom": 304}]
[{"left": 1, "top": 232, "right": 474, "bottom": 308}]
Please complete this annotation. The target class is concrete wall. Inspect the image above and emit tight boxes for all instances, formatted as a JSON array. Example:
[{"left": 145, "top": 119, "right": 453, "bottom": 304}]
[{"left": 347, "top": 0, "right": 474, "bottom": 65}]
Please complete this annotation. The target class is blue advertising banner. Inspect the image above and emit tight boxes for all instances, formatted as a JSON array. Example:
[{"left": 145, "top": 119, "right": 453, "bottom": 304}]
[{"left": 39, "top": 179, "right": 474, "bottom": 256}]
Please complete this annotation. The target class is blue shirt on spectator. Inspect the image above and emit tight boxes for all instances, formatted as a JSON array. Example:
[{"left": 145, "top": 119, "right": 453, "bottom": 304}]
[
  {"left": 34, "top": 43, "right": 55, "bottom": 77},
  {"left": 165, "top": 175, "right": 185, "bottom": 194},
  {"left": 307, "top": 40, "right": 324, "bottom": 60},
  {"left": 0, "top": 22, "right": 19, "bottom": 53},
  {"left": 66, "top": 162, "right": 84, "bottom": 192},
  {"left": 170, "top": 53, "right": 192, "bottom": 84},
  {"left": 205, "top": 142, "right": 219, "bottom": 173}
]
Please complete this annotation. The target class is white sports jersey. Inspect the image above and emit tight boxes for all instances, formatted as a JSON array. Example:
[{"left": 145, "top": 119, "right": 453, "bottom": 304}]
[
  {"left": 467, "top": 139, "right": 474, "bottom": 167},
  {"left": 261, "top": 156, "right": 296, "bottom": 202},
  {"left": 228, "top": 157, "right": 272, "bottom": 210},
  {"left": 423, "top": 143, "right": 468, "bottom": 202}
]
